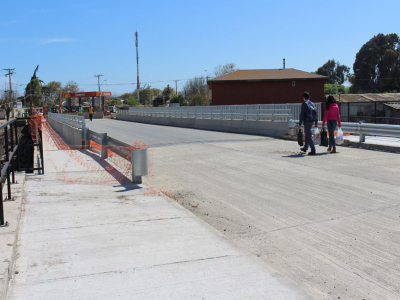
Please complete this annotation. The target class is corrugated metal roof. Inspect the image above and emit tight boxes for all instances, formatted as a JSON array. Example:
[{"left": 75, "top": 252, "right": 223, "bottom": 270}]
[
  {"left": 208, "top": 69, "right": 327, "bottom": 82},
  {"left": 331, "top": 93, "right": 400, "bottom": 102},
  {"left": 384, "top": 102, "right": 400, "bottom": 110}
]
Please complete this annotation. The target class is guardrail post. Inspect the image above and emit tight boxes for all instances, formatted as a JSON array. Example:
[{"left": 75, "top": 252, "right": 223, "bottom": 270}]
[
  {"left": 39, "top": 128, "right": 44, "bottom": 174},
  {"left": 4, "top": 125, "right": 11, "bottom": 201},
  {"left": 100, "top": 133, "right": 108, "bottom": 159},
  {"left": 10, "top": 122, "right": 15, "bottom": 183},
  {"left": 83, "top": 127, "right": 90, "bottom": 147},
  {"left": 359, "top": 133, "right": 365, "bottom": 143},
  {"left": 131, "top": 148, "right": 149, "bottom": 184}
]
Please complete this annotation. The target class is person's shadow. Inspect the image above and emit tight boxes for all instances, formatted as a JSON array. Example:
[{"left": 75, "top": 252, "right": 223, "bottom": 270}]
[{"left": 282, "top": 152, "right": 329, "bottom": 158}]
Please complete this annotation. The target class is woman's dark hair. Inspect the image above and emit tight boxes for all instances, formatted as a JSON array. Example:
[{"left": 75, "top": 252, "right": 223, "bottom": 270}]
[{"left": 325, "top": 95, "right": 336, "bottom": 110}]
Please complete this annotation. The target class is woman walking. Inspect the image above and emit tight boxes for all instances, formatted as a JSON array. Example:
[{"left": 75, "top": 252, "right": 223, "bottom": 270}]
[{"left": 322, "top": 95, "right": 341, "bottom": 153}]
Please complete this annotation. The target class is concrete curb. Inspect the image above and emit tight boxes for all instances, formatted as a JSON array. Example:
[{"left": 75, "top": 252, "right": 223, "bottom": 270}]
[
  {"left": 0, "top": 173, "right": 26, "bottom": 300},
  {"left": 345, "top": 140, "right": 400, "bottom": 152},
  {"left": 279, "top": 134, "right": 400, "bottom": 153}
]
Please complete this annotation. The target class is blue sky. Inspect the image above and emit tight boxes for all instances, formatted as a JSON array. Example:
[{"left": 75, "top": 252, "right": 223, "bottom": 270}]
[{"left": 1, "top": 0, "right": 399, "bottom": 96}]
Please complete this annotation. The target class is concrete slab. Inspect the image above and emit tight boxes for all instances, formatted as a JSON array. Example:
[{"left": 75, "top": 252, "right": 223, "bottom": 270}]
[
  {"left": 0, "top": 173, "right": 26, "bottom": 300},
  {"left": 147, "top": 139, "right": 400, "bottom": 299},
  {"left": 67, "top": 119, "right": 400, "bottom": 299},
  {"left": 5, "top": 147, "right": 312, "bottom": 299}
]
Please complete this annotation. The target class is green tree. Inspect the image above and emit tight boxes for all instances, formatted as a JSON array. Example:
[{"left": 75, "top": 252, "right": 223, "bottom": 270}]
[
  {"left": 124, "top": 98, "right": 141, "bottom": 106},
  {"left": 324, "top": 84, "right": 346, "bottom": 94},
  {"left": 316, "top": 60, "right": 350, "bottom": 85},
  {"left": 43, "top": 81, "right": 62, "bottom": 100},
  {"left": 162, "top": 85, "right": 175, "bottom": 102},
  {"left": 170, "top": 94, "right": 186, "bottom": 106},
  {"left": 191, "top": 95, "right": 203, "bottom": 106},
  {"left": 182, "top": 76, "right": 208, "bottom": 106},
  {"left": 25, "top": 78, "right": 42, "bottom": 107},
  {"left": 120, "top": 92, "right": 140, "bottom": 105},
  {"left": 60, "top": 81, "right": 79, "bottom": 94},
  {"left": 352, "top": 33, "right": 400, "bottom": 93}
]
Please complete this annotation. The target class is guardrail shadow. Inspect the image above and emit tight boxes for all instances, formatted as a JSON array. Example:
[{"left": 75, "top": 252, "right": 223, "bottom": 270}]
[{"left": 79, "top": 149, "right": 139, "bottom": 191}]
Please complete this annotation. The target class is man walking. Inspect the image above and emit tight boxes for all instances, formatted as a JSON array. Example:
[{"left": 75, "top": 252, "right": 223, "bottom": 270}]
[
  {"left": 89, "top": 105, "right": 93, "bottom": 121},
  {"left": 78, "top": 104, "right": 83, "bottom": 116},
  {"left": 298, "top": 91, "right": 318, "bottom": 155}
]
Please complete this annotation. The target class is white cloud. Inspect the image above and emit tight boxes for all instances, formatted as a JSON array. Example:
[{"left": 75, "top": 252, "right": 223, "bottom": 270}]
[{"left": 40, "top": 38, "right": 80, "bottom": 44}]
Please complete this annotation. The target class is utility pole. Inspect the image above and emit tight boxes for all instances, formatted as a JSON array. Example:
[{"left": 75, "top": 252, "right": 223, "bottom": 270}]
[
  {"left": 135, "top": 31, "right": 140, "bottom": 104},
  {"left": 2, "top": 68, "right": 15, "bottom": 117},
  {"left": 94, "top": 74, "right": 103, "bottom": 112},
  {"left": 173, "top": 80, "right": 179, "bottom": 95},
  {"left": 205, "top": 70, "right": 209, "bottom": 106}
]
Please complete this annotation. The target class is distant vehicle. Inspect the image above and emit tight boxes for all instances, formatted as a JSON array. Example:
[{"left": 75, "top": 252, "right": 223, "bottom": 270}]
[{"left": 108, "top": 106, "right": 116, "bottom": 113}]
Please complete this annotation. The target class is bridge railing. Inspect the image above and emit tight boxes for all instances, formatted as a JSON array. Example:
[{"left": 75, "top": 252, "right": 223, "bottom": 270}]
[
  {"left": 118, "top": 104, "right": 300, "bottom": 122},
  {"left": 289, "top": 120, "right": 400, "bottom": 142},
  {"left": 48, "top": 113, "right": 86, "bottom": 130}
]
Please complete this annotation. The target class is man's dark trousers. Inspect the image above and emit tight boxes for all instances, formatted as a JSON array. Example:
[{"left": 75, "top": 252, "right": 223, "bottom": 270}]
[{"left": 303, "top": 121, "right": 315, "bottom": 152}]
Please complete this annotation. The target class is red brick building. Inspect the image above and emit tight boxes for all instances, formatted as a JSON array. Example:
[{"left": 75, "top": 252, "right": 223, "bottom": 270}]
[{"left": 208, "top": 69, "right": 327, "bottom": 105}]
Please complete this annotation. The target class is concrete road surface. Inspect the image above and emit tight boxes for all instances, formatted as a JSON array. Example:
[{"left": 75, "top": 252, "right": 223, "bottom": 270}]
[
  {"left": 88, "top": 119, "right": 400, "bottom": 299},
  {"left": 5, "top": 137, "right": 312, "bottom": 300}
]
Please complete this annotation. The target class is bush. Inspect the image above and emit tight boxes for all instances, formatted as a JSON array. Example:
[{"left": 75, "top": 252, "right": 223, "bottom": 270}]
[
  {"left": 324, "top": 84, "right": 346, "bottom": 94},
  {"left": 170, "top": 94, "right": 185, "bottom": 105}
]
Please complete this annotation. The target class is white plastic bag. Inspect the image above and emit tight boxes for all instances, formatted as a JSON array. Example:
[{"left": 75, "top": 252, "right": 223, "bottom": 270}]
[
  {"left": 336, "top": 128, "right": 344, "bottom": 145},
  {"left": 313, "top": 127, "right": 320, "bottom": 143}
]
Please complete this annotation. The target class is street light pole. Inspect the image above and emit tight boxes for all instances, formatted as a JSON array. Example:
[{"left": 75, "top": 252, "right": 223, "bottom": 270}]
[{"left": 94, "top": 74, "right": 104, "bottom": 112}]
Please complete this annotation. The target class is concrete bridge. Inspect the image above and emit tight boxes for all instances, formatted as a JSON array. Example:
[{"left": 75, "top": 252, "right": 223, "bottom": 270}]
[{"left": 1, "top": 118, "right": 399, "bottom": 299}]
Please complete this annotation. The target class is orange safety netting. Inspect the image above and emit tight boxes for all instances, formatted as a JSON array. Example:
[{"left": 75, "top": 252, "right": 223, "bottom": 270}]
[{"left": 28, "top": 115, "right": 154, "bottom": 186}]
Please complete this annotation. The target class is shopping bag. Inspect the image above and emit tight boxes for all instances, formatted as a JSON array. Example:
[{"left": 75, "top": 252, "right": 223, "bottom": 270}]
[
  {"left": 336, "top": 128, "right": 344, "bottom": 145},
  {"left": 313, "top": 127, "right": 320, "bottom": 143},
  {"left": 320, "top": 129, "right": 328, "bottom": 147},
  {"left": 298, "top": 129, "right": 304, "bottom": 146}
]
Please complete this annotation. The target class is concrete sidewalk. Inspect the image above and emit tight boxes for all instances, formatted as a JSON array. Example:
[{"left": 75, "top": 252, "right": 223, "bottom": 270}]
[
  {"left": 3, "top": 148, "right": 312, "bottom": 299},
  {"left": 344, "top": 134, "right": 400, "bottom": 152}
]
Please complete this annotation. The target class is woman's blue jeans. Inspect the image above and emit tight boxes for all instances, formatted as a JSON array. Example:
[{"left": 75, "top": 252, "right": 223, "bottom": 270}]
[{"left": 327, "top": 120, "right": 338, "bottom": 149}]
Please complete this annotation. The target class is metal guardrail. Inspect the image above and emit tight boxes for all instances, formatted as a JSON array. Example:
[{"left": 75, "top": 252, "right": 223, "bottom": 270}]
[
  {"left": 84, "top": 129, "right": 148, "bottom": 183},
  {"left": 48, "top": 112, "right": 86, "bottom": 130},
  {"left": 0, "top": 119, "right": 18, "bottom": 226},
  {"left": 289, "top": 120, "right": 400, "bottom": 142},
  {"left": 119, "top": 105, "right": 294, "bottom": 122},
  {"left": 1, "top": 118, "right": 44, "bottom": 226}
]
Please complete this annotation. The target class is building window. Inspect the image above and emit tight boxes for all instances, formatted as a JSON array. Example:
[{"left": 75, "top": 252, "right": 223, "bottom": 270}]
[{"left": 291, "top": 81, "right": 295, "bottom": 87}]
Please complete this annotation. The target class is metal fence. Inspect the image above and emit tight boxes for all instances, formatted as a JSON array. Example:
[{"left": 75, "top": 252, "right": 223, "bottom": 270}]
[
  {"left": 121, "top": 103, "right": 323, "bottom": 122},
  {"left": 48, "top": 113, "right": 86, "bottom": 130},
  {"left": 1, "top": 118, "right": 44, "bottom": 226},
  {"left": 119, "top": 104, "right": 322, "bottom": 122},
  {"left": 289, "top": 120, "right": 400, "bottom": 142},
  {"left": 337, "top": 101, "right": 400, "bottom": 125}
]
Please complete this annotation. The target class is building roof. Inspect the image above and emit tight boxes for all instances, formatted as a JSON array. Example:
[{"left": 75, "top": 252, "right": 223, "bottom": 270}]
[
  {"left": 208, "top": 68, "right": 327, "bottom": 82},
  {"left": 330, "top": 93, "right": 400, "bottom": 102},
  {"left": 384, "top": 103, "right": 400, "bottom": 110}
]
